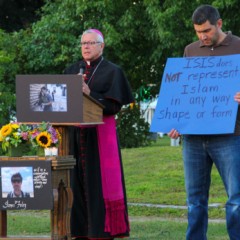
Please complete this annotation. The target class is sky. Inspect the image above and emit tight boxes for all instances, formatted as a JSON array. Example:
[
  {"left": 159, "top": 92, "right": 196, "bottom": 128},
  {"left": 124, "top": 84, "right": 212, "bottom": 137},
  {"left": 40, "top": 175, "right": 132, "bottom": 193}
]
[{"left": 1, "top": 166, "right": 34, "bottom": 193}]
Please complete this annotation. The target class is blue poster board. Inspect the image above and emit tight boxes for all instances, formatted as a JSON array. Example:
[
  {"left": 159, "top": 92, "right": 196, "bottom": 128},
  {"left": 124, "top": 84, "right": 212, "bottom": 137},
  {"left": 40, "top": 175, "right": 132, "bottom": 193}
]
[{"left": 150, "top": 55, "right": 240, "bottom": 134}]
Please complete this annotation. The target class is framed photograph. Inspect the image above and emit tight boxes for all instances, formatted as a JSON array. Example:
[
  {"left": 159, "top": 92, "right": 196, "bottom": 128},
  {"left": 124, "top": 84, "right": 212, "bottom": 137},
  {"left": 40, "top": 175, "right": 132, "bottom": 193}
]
[
  {"left": 0, "top": 160, "right": 52, "bottom": 210},
  {"left": 16, "top": 75, "right": 83, "bottom": 124}
]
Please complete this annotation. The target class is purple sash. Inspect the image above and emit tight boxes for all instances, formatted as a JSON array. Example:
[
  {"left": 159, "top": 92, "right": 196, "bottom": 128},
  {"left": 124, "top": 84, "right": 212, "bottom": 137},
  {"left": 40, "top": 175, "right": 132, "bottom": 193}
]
[{"left": 97, "top": 116, "right": 130, "bottom": 235}]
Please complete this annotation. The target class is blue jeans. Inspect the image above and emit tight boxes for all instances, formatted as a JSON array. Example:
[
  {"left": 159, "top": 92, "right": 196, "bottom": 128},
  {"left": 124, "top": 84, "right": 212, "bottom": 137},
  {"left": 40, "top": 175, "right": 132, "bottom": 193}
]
[{"left": 183, "top": 135, "right": 240, "bottom": 240}]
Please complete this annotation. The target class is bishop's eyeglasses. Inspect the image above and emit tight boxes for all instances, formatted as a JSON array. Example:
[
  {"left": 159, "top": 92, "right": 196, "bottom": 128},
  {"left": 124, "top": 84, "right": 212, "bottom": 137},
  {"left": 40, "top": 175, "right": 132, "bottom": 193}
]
[{"left": 80, "top": 41, "right": 102, "bottom": 46}]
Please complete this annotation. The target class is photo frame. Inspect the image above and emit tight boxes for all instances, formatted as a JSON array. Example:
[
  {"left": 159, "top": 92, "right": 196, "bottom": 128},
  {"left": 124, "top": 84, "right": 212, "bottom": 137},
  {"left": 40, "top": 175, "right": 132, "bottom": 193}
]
[
  {"left": 16, "top": 75, "right": 83, "bottom": 124},
  {"left": 0, "top": 160, "right": 52, "bottom": 210}
]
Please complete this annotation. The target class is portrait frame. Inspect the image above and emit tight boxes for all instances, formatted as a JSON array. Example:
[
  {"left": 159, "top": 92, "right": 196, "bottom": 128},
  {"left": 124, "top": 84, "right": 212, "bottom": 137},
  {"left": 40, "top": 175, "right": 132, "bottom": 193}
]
[
  {"left": 0, "top": 160, "right": 52, "bottom": 210},
  {"left": 16, "top": 75, "right": 83, "bottom": 124}
]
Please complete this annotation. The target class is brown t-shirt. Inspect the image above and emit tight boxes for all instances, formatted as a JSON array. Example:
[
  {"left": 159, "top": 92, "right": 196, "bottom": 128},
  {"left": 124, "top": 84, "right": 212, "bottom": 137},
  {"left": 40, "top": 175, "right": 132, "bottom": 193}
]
[{"left": 184, "top": 32, "right": 240, "bottom": 135}]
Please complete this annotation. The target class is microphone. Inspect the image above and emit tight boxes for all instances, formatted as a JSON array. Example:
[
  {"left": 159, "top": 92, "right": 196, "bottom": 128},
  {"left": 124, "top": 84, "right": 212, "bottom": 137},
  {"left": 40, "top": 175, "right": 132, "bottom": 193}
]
[{"left": 79, "top": 62, "right": 86, "bottom": 75}]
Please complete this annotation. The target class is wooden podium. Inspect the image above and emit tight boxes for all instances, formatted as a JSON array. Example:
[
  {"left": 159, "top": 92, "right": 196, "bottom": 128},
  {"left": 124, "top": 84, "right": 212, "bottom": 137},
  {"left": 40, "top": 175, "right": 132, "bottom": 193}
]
[{"left": 0, "top": 93, "right": 103, "bottom": 240}]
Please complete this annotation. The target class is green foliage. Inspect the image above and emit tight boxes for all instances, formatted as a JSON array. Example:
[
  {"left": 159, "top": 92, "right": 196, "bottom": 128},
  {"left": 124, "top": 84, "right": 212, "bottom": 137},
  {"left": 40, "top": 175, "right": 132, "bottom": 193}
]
[
  {"left": 12, "top": 1, "right": 174, "bottom": 91},
  {"left": 1, "top": 0, "right": 240, "bottom": 129},
  {"left": 0, "top": 30, "right": 18, "bottom": 124},
  {"left": 15, "top": 5, "right": 81, "bottom": 74},
  {"left": 117, "top": 105, "right": 151, "bottom": 148},
  {"left": 213, "top": 0, "right": 240, "bottom": 36}
]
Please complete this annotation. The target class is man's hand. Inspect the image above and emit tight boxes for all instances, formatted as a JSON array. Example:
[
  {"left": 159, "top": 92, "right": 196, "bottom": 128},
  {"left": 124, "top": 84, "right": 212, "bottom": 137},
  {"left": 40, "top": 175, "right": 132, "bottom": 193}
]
[
  {"left": 234, "top": 92, "right": 240, "bottom": 104},
  {"left": 82, "top": 80, "right": 91, "bottom": 95},
  {"left": 168, "top": 129, "right": 180, "bottom": 139}
]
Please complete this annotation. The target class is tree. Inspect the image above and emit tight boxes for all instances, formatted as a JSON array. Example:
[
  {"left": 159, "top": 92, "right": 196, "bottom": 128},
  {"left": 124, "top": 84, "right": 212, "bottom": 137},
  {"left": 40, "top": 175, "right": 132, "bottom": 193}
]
[
  {"left": 1, "top": 0, "right": 240, "bottom": 126},
  {"left": 117, "top": 105, "right": 151, "bottom": 148},
  {"left": 15, "top": 0, "right": 161, "bottom": 89},
  {"left": 0, "top": 30, "right": 18, "bottom": 124}
]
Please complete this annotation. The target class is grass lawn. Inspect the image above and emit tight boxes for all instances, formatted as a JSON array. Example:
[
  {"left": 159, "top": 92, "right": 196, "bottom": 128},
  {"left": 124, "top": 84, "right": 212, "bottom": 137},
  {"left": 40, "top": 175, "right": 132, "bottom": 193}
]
[
  {"left": 129, "top": 218, "right": 228, "bottom": 240},
  {"left": 122, "top": 136, "right": 227, "bottom": 218},
  {"left": 5, "top": 136, "right": 229, "bottom": 239}
]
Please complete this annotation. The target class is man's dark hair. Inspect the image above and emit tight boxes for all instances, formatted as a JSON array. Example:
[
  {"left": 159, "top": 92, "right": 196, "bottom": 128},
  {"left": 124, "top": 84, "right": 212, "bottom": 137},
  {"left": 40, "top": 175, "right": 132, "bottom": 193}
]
[
  {"left": 11, "top": 172, "right": 23, "bottom": 183},
  {"left": 41, "top": 86, "right": 47, "bottom": 91},
  {"left": 192, "top": 5, "right": 220, "bottom": 25}
]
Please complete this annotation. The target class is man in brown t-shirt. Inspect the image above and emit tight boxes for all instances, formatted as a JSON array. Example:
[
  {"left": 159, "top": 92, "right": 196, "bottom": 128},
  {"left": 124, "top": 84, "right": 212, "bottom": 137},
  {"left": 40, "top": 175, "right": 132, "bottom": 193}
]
[{"left": 169, "top": 5, "right": 240, "bottom": 240}]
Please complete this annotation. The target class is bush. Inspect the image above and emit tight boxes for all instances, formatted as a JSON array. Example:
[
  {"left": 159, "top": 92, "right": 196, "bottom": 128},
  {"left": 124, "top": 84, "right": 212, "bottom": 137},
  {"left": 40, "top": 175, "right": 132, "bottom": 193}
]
[
  {"left": 117, "top": 105, "right": 151, "bottom": 148},
  {"left": 0, "top": 30, "right": 18, "bottom": 125}
]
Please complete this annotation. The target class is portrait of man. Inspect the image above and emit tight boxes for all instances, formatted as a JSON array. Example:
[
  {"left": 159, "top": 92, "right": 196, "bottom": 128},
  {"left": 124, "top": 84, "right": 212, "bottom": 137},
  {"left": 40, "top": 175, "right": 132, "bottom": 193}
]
[{"left": 7, "top": 172, "right": 30, "bottom": 198}]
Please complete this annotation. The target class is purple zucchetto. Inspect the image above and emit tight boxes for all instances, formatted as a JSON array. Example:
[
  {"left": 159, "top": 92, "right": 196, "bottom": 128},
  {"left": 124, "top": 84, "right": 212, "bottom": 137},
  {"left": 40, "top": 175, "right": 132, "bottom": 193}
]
[{"left": 88, "top": 28, "right": 104, "bottom": 41}]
